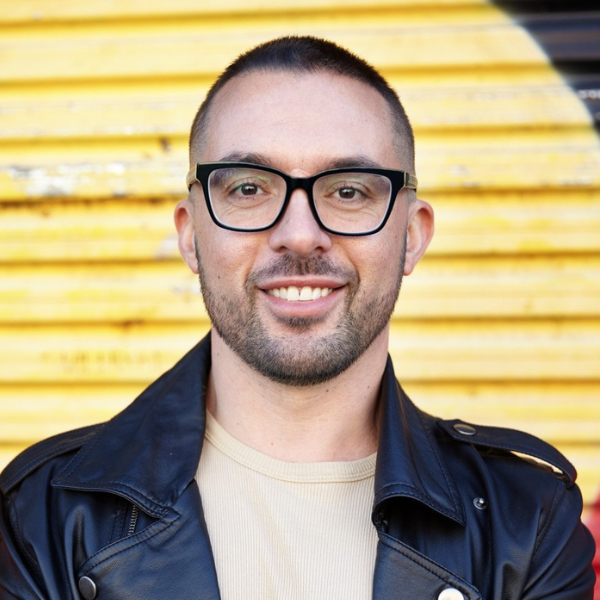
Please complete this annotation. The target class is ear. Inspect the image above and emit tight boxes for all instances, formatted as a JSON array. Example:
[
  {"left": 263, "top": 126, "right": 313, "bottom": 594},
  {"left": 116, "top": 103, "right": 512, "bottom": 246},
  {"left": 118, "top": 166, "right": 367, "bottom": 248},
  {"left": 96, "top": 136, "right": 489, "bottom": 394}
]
[
  {"left": 403, "top": 198, "right": 434, "bottom": 276},
  {"left": 174, "top": 198, "right": 199, "bottom": 274}
]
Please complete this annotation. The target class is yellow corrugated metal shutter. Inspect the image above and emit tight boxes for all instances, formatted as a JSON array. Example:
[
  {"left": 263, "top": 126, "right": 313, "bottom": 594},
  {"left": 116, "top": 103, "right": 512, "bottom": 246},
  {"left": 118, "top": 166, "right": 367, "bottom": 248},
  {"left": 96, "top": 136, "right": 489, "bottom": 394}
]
[{"left": 1, "top": 0, "right": 599, "bottom": 525}]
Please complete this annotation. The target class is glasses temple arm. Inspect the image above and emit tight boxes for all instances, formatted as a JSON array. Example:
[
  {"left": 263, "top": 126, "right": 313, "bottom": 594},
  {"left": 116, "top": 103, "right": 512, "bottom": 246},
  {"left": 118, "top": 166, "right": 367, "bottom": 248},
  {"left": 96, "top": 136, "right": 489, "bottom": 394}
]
[
  {"left": 186, "top": 167, "right": 197, "bottom": 191},
  {"left": 405, "top": 173, "right": 418, "bottom": 190}
]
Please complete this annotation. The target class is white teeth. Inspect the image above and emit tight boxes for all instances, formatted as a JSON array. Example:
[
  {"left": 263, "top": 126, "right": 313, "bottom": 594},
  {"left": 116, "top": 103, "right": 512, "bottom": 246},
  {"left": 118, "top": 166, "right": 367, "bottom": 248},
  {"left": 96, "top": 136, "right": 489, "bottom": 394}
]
[
  {"left": 267, "top": 286, "right": 334, "bottom": 302},
  {"left": 299, "top": 286, "right": 312, "bottom": 301}
]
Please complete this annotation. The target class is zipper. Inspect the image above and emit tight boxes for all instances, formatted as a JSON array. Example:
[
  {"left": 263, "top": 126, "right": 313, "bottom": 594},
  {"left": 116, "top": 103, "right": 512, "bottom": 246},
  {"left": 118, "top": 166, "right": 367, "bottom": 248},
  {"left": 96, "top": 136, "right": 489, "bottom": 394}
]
[
  {"left": 128, "top": 504, "right": 139, "bottom": 536},
  {"left": 373, "top": 508, "right": 389, "bottom": 533}
]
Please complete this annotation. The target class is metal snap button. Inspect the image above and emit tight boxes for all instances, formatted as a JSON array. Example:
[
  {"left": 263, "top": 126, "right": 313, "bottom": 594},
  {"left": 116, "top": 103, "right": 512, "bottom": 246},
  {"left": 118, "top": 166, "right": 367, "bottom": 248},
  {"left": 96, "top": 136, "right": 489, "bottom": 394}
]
[
  {"left": 438, "top": 587, "right": 465, "bottom": 600},
  {"left": 473, "top": 497, "right": 488, "bottom": 510},
  {"left": 78, "top": 576, "right": 97, "bottom": 600},
  {"left": 453, "top": 423, "right": 476, "bottom": 436}
]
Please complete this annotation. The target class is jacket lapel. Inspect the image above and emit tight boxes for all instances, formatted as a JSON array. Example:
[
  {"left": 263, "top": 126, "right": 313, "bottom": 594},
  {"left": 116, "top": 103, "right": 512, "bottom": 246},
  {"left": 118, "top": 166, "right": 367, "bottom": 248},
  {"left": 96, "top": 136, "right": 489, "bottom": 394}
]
[
  {"left": 53, "top": 336, "right": 220, "bottom": 599},
  {"left": 372, "top": 360, "right": 473, "bottom": 600},
  {"left": 53, "top": 336, "right": 212, "bottom": 516},
  {"left": 373, "top": 361, "right": 465, "bottom": 524},
  {"left": 374, "top": 532, "right": 481, "bottom": 600},
  {"left": 76, "top": 483, "right": 221, "bottom": 600}
]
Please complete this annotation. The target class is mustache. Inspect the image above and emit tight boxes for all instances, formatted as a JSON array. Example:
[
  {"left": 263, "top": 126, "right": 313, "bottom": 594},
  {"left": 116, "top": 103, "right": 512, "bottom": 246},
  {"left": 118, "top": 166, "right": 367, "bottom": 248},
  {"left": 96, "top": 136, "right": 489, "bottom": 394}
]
[{"left": 248, "top": 254, "right": 355, "bottom": 281}]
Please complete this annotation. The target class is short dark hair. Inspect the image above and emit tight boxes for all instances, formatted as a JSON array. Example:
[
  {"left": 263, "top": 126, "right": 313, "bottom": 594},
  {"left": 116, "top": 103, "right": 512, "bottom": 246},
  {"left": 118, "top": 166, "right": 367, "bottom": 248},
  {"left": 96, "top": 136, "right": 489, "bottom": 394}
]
[{"left": 189, "top": 36, "right": 415, "bottom": 168}]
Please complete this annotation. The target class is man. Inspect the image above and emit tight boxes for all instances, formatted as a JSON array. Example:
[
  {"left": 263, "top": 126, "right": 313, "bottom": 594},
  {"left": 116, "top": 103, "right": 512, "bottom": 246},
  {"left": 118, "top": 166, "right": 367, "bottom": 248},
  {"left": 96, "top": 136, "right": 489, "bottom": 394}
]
[{"left": 0, "top": 36, "right": 595, "bottom": 600}]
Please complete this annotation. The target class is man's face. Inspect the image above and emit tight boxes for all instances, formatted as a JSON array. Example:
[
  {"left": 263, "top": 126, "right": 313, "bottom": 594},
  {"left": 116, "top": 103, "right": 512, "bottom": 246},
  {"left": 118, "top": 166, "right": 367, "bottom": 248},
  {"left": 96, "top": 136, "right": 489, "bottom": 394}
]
[{"left": 176, "top": 70, "right": 432, "bottom": 386}]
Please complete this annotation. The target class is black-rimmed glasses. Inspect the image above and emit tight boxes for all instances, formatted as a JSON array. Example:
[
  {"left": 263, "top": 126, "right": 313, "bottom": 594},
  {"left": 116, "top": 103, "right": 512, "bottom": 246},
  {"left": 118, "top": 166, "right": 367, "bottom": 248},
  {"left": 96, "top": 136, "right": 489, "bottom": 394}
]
[{"left": 186, "top": 162, "right": 418, "bottom": 236}]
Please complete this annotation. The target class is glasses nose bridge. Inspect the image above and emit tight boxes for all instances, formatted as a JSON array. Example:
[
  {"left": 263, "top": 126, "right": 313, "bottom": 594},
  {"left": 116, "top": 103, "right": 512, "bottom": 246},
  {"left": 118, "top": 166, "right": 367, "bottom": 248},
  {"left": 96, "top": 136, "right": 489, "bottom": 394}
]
[
  {"left": 286, "top": 174, "right": 315, "bottom": 203},
  {"left": 278, "top": 173, "right": 321, "bottom": 224}
]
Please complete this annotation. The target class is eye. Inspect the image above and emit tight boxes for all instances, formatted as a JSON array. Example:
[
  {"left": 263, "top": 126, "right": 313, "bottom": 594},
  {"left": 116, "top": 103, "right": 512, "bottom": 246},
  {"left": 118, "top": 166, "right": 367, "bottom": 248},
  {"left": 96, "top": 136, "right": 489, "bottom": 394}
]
[
  {"left": 210, "top": 168, "right": 274, "bottom": 199},
  {"left": 337, "top": 187, "right": 360, "bottom": 200},
  {"left": 329, "top": 182, "right": 369, "bottom": 203},
  {"left": 239, "top": 183, "right": 260, "bottom": 196},
  {"left": 228, "top": 178, "right": 270, "bottom": 199}
]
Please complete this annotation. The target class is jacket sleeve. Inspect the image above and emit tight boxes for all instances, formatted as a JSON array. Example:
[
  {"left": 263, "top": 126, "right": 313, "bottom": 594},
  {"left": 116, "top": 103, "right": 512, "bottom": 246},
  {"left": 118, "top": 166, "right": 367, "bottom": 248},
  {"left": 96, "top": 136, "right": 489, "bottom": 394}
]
[
  {"left": 0, "top": 492, "right": 47, "bottom": 600},
  {"left": 523, "top": 479, "right": 596, "bottom": 600}
]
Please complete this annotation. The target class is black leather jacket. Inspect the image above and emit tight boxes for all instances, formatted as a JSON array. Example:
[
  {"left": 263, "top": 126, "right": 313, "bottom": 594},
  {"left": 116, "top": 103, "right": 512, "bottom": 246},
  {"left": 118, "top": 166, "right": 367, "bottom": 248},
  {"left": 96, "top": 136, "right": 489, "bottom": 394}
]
[{"left": 0, "top": 334, "right": 595, "bottom": 600}]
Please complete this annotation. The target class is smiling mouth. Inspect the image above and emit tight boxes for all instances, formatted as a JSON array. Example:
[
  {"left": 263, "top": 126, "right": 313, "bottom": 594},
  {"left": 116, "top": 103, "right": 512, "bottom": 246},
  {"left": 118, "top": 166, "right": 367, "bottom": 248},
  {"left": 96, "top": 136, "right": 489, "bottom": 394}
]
[{"left": 266, "top": 286, "right": 335, "bottom": 302}]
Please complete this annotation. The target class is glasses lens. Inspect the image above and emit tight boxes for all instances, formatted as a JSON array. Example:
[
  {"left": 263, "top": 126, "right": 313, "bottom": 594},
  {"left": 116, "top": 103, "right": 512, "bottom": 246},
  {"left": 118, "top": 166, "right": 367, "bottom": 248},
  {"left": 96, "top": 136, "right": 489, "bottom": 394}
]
[
  {"left": 208, "top": 167, "right": 286, "bottom": 230},
  {"left": 313, "top": 172, "right": 392, "bottom": 234}
]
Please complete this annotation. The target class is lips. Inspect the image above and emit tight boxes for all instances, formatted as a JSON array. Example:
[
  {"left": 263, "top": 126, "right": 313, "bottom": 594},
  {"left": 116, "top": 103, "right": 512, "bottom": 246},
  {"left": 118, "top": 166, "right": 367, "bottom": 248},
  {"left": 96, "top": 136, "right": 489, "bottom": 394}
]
[{"left": 267, "top": 286, "right": 333, "bottom": 302}]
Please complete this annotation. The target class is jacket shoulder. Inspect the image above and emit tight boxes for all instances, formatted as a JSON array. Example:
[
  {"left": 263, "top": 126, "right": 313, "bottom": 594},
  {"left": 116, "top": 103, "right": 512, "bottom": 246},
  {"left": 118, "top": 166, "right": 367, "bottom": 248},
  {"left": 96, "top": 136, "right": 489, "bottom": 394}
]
[
  {"left": 0, "top": 424, "right": 102, "bottom": 494},
  {"left": 436, "top": 418, "right": 577, "bottom": 486}
]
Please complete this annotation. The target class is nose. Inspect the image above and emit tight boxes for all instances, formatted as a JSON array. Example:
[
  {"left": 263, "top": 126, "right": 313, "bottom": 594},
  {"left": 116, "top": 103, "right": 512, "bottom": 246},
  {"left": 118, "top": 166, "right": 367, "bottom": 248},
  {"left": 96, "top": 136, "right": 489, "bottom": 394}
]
[{"left": 268, "top": 188, "right": 333, "bottom": 256}]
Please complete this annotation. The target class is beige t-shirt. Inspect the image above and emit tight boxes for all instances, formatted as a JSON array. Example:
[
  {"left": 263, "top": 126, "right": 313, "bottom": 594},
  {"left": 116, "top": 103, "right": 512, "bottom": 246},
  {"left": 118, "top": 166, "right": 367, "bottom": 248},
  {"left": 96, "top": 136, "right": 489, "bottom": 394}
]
[{"left": 195, "top": 412, "right": 378, "bottom": 600}]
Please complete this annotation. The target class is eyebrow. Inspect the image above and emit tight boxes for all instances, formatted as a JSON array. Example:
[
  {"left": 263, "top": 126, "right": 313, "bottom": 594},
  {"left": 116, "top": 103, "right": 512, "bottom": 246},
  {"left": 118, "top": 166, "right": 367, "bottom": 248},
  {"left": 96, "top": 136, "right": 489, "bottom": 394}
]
[
  {"left": 219, "top": 152, "right": 273, "bottom": 166},
  {"left": 217, "top": 153, "right": 386, "bottom": 172},
  {"left": 323, "top": 156, "right": 384, "bottom": 170}
]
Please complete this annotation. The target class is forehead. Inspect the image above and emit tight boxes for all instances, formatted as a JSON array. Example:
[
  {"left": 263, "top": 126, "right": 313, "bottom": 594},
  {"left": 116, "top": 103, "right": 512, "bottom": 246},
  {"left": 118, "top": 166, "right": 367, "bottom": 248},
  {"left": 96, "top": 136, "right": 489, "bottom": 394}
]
[{"left": 198, "top": 70, "right": 401, "bottom": 172}]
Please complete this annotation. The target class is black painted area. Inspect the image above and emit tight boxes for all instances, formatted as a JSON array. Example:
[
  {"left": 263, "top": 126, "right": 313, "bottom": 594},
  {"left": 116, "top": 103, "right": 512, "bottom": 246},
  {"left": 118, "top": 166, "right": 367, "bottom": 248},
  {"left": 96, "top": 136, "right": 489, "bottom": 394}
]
[
  {"left": 492, "top": 2, "right": 600, "bottom": 131},
  {"left": 495, "top": 1, "right": 599, "bottom": 13}
]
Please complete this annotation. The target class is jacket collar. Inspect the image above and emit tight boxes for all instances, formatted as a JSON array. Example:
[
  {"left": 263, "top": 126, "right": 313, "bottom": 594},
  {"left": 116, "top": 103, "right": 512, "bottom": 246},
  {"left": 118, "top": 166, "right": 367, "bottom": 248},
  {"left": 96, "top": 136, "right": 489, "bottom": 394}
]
[
  {"left": 53, "top": 335, "right": 211, "bottom": 517},
  {"left": 55, "top": 333, "right": 464, "bottom": 525},
  {"left": 374, "top": 359, "right": 465, "bottom": 526}
]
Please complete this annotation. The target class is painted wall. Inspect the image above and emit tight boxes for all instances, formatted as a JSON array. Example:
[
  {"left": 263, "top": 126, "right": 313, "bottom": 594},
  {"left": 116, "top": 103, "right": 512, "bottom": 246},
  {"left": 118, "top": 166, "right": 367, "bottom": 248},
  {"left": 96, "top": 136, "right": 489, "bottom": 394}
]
[{"left": 1, "top": 0, "right": 599, "bottom": 590}]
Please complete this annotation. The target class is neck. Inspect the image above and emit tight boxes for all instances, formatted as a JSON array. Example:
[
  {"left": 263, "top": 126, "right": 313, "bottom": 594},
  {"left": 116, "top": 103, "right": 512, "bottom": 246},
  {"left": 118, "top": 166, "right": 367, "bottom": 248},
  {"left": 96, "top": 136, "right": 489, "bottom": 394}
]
[{"left": 206, "top": 329, "right": 389, "bottom": 462}]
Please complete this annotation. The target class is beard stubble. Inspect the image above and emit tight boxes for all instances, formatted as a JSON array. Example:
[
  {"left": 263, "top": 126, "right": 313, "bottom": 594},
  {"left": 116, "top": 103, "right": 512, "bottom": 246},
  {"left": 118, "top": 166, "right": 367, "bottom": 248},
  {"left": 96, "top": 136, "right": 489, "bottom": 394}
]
[{"left": 195, "top": 239, "right": 406, "bottom": 387}]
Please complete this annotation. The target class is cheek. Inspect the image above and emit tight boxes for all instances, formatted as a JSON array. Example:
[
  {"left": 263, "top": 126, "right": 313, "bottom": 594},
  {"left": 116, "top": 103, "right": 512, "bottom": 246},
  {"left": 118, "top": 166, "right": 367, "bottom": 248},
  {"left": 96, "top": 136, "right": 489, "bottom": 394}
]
[
  {"left": 365, "top": 249, "right": 400, "bottom": 289},
  {"left": 381, "top": 212, "right": 408, "bottom": 269},
  {"left": 194, "top": 222, "right": 228, "bottom": 284},
  {"left": 196, "top": 224, "right": 262, "bottom": 285},
  {"left": 351, "top": 229, "right": 405, "bottom": 286}
]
